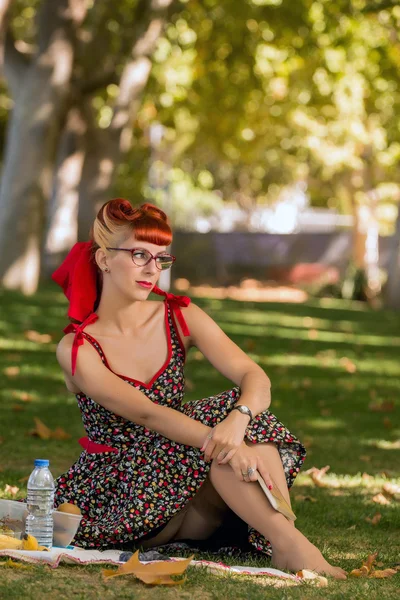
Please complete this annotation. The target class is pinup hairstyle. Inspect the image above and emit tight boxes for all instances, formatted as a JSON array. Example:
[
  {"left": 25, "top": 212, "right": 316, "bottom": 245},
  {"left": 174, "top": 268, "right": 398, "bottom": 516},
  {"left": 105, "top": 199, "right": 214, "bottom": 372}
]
[{"left": 91, "top": 198, "right": 172, "bottom": 253}]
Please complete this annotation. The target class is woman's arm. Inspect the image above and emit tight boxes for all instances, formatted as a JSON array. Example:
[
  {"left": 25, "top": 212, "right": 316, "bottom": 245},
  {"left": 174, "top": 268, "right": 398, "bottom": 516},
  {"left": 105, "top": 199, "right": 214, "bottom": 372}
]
[
  {"left": 57, "top": 335, "right": 212, "bottom": 449},
  {"left": 184, "top": 303, "right": 271, "bottom": 417}
]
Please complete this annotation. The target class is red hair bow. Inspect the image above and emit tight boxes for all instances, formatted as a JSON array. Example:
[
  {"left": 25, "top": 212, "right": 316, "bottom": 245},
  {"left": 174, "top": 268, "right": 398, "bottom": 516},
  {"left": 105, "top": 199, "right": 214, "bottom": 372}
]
[{"left": 52, "top": 241, "right": 97, "bottom": 322}]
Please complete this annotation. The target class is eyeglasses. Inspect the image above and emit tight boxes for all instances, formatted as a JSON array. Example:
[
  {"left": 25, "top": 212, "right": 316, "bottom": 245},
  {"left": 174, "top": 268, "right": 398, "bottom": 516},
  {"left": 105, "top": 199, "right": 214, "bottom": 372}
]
[{"left": 106, "top": 247, "right": 176, "bottom": 270}]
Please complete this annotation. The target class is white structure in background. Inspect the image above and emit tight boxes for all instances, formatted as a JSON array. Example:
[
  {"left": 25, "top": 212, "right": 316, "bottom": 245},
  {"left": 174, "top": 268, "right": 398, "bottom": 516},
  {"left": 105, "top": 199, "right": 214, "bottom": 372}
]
[{"left": 193, "top": 181, "right": 353, "bottom": 233}]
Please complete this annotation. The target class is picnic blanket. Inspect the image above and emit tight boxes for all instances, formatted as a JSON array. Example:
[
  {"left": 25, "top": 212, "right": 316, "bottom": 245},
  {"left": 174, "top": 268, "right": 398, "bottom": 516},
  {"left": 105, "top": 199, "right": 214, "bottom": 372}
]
[{"left": 0, "top": 546, "right": 315, "bottom": 586}]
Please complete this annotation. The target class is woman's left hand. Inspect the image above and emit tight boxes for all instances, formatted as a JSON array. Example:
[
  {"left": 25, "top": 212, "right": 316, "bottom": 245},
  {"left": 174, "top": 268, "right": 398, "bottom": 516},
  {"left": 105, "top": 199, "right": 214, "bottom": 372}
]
[{"left": 201, "top": 411, "right": 250, "bottom": 464}]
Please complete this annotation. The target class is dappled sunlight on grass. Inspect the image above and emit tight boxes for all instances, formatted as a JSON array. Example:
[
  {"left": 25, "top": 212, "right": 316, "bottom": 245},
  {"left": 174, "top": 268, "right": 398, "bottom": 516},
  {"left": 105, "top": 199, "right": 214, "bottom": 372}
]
[{"left": 0, "top": 284, "right": 398, "bottom": 597}]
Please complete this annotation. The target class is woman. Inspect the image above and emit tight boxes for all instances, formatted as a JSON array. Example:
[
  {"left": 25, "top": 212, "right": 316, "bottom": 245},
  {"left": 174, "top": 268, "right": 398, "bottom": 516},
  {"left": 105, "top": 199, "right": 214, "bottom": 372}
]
[{"left": 53, "top": 199, "right": 346, "bottom": 579}]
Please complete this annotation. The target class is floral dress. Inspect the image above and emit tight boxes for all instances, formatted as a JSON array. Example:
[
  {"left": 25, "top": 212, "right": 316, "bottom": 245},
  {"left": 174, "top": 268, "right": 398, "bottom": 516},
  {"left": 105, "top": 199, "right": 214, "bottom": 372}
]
[{"left": 54, "top": 297, "right": 306, "bottom": 557}]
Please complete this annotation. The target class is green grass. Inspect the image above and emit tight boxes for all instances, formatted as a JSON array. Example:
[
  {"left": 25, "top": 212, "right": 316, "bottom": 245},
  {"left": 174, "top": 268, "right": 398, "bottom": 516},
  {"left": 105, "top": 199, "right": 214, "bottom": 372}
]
[{"left": 0, "top": 285, "right": 399, "bottom": 599}]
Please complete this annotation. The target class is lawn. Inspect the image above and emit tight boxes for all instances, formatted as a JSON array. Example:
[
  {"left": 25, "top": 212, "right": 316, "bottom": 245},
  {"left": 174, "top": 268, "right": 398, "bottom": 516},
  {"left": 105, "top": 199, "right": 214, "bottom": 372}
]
[{"left": 0, "top": 285, "right": 399, "bottom": 599}]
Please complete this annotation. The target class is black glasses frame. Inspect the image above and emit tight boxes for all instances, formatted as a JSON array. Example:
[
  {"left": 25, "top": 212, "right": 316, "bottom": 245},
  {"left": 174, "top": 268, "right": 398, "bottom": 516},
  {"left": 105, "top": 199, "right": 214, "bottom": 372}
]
[{"left": 106, "top": 247, "right": 176, "bottom": 270}]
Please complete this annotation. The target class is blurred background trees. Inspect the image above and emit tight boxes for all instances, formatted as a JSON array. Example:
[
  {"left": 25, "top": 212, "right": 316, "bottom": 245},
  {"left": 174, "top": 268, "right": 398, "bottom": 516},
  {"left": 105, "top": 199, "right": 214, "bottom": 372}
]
[{"left": 0, "top": 0, "right": 400, "bottom": 305}]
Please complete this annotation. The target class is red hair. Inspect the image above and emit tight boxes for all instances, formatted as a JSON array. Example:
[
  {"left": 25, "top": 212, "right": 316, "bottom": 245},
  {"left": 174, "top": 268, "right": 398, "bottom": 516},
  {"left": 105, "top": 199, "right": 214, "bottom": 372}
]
[{"left": 91, "top": 198, "right": 172, "bottom": 250}]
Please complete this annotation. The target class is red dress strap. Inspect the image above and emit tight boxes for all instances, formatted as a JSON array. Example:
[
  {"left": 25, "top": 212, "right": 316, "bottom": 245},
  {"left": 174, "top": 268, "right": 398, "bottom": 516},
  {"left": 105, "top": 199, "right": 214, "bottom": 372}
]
[
  {"left": 152, "top": 286, "right": 191, "bottom": 336},
  {"left": 63, "top": 313, "right": 99, "bottom": 376}
]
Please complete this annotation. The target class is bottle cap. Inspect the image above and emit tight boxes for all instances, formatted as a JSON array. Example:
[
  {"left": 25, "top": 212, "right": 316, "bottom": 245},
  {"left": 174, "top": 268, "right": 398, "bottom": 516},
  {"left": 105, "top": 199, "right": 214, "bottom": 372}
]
[{"left": 34, "top": 459, "right": 49, "bottom": 467}]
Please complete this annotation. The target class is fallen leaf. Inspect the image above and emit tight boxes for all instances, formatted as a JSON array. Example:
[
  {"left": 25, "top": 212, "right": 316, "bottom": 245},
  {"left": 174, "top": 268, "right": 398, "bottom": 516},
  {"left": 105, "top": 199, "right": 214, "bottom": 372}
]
[
  {"left": 370, "top": 569, "right": 398, "bottom": 578},
  {"left": 293, "top": 494, "right": 318, "bottom": 503},
  {"left": 3, "top": 366, "right": 20, "bottom": 377},
  {"left": 305, "top": 465, "right": 340, "bottom": 488},
  {"left": 340, "top": 357, "right": 357, "bottom": 373},
  {"left": 301, "top": 378, "right": 312, "bottom": 388},
  {"left": 0, "top": 437, "right": 4, "bottom": 445},
  {"left": 12, "top": 405, "right": 24, "bottom": 412},
  {"left": 383, "top": 417, "right": 392, "bottom": 429},
  {"left": 308, "top": 329, "right": 318, "bottom": 340},
  {"left": 296, "top": 569, "right": 328, "bottom": 587},
  {"left": 382, "top": 482, "right": 400, "bottom": 498},
  {"left": 347, "top": 525, "right": 356, "bottom": 530},
  {"left": 368, "top": 400, "right": 394, "bottom": 412},
  {"left": 350, "top": 565, "right": 370, "bottom": 577},
  {"left": 28, "top": 419, "right": 71, "bottom": 441},
  {"left": 359, "top": 455, "right": 371, "bottom": 462},
  {"left": 365, "top": 513, "right": 381, "bottom": 525},
  {"left": 18, "top": 475, "right": 29, "bottom": 483},
  {"left": 11, "top": 391, "right": 33, "bottom": 402},
  {"left": 102, "top": 551, "right": 193, "bottom": 586},
  {"left": 372, "top": 493, "right": 391, "bottom": 506},
  {"left": 0, "top": 559, "right": 32, "bottom": 569},
  {"left": 4, "top": 484, "right": 19, "bottom": 497},
  {"left": 51, "top": 427, "right": 71, "bottom": 441},
  {"left": 320, "top": 408, "right": 332, "bottom": 417},
  {"left": 29, "top": 418, "right": 52, "bottom": 440},
  {"left": 24, "top": 330, "right": 52, "bottom": 344}
]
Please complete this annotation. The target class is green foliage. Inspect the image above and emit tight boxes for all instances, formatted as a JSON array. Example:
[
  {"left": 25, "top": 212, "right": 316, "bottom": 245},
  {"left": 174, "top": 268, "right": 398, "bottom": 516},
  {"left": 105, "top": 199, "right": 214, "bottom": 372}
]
[{"left": 3, "top": 0, "right": 400, "bottom": 222}]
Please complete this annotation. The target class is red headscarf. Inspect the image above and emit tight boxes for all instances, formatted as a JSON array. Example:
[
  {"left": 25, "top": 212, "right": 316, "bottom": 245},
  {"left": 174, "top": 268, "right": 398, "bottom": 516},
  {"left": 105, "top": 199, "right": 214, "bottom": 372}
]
[{"left": 52, "top": 241, "right": 190, "bottom": 375}]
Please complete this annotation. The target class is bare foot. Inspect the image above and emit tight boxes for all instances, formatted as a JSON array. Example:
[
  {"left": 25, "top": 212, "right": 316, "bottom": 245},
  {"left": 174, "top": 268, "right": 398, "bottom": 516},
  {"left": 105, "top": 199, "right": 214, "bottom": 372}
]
[{"left": 271, "top": 530, "right": 347, "bottom": 580}]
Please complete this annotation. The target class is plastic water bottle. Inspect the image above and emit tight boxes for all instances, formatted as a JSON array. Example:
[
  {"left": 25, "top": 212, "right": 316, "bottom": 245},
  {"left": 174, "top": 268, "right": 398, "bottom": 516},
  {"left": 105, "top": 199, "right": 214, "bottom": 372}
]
[{"left": 25, "top": 459, "right": 55, "bottom": 548}]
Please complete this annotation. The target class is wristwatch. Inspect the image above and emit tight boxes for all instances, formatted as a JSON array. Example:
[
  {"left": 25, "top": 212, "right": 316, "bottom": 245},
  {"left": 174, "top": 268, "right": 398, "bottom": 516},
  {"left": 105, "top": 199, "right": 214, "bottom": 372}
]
[{"left": 232, "top": 404, "right": 253, "bottom": 421}]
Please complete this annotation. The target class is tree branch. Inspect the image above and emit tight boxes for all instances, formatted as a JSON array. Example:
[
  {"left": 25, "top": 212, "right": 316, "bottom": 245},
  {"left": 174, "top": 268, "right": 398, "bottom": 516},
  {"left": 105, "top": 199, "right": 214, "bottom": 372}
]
[{"left": 361, "top": 0, "right": 399, "bottom": 14}]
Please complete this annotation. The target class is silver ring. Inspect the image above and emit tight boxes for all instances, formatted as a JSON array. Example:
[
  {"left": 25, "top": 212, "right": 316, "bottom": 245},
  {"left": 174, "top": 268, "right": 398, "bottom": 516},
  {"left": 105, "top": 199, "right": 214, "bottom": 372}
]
[
  {"left": 220, "top": 452, "right": 227, "bottom": 458},
  {"left": 247, "top": 467, "right": 255, "bottom": 477}
]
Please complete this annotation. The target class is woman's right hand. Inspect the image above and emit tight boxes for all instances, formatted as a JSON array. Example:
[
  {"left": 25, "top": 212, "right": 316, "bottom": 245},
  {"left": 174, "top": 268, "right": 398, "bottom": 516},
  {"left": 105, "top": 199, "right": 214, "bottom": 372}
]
[{"left": 228, "top": 441, "right": 273, "bottom": 489}]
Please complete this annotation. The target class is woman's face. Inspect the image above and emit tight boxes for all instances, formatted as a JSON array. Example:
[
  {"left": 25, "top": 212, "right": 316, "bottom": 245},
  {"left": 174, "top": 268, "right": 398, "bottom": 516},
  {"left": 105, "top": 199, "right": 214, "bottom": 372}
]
[{"left": 100, "top": 234, "right": 168, "bottom": 301}]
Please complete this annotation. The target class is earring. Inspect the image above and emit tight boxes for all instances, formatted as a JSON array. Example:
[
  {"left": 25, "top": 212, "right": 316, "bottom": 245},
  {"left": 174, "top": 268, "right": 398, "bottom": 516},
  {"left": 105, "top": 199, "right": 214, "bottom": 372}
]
[{"left": 104, "top": 267, "right": 109, "bottom": 273}]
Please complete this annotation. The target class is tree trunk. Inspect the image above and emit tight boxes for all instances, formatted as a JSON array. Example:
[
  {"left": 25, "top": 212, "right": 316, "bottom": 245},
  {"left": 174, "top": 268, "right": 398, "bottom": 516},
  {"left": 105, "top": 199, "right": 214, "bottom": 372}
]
[
  {"left": 77, "top": 0, "right": 174, "bottom": 237},
  {"left": 0, "top": 0, "right": 87, "bottom": 294},
  {"left": 43, "top": 104, "right": 87, "bottom": 276}
]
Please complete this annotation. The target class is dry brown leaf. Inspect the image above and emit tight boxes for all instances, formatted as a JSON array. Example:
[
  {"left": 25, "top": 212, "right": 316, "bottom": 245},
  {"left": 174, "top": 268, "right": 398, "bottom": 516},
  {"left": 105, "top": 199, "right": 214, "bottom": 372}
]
[
  {"left": 51, "top": 427, "right": 71, "bottom": 441},
  {"left": 383, "top": 417, "right": 392, "bottom": 430},
  {"left": 296, "top": 569, "right": 328, "bottom": 587},
  {"left": 12, "top": 404, "right": 24, "bottom": 412},
  {"left": 305, "top": 465, "right": 340, "bottom": 488},
  {"left": 368, "top": 400, "right": 394, "bottom": 412},
  {"left": 0, "top": 437, "right": 4, "bottom": 445},
  {"left": 371, "top": 569, "right": 398, "bottom": 578},
  {"left": 320, "top": 408, "right": 332, "bottom": 417},
  {"left": 359, "top": 455, "right": 371, "bottom": 462},
  {"left": 382, "top": 482, "right": 400, "bottom": 498},
  {"left": 18, "top": 475, "right": 29, "bottom": 483},
  {"left": 293, "top": 494, "right": 317, "bottom": 503},
  {"left": 372, "top": 493, "right": 391, "bottom": 506},
  {"left": 340, "top": 357, "right": 357, "bottom": 373},
  {"left": 24, "top": 330, "right": 52, "bottom": 344},
  {"left": 30, "top": 418, "right": 52, "bottom": 440},
  {"left": 3, "top": 366, "right": 20, "bottom": 377},
  {"left": 102, "top": 551, "right": 193, "bottom": 586},
  {"left": 4, "top": 484, "right": 19, "bottom": 497},
  {"left": 350, "top": 565, "right": 370, "bottom": 577},
  {"left": 11, "top": 391, "right": 33, "bottom": 402},
  {"left": 29, "top": 419, "right": 71, "bottom": 441},
  {"left": 365, "top": 513, "right": 381, "bottom": 525}
]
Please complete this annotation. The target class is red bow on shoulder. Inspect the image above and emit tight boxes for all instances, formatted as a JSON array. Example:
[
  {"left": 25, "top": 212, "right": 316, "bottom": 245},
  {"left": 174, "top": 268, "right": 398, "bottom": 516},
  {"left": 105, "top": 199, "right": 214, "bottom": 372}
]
[
  {"left": 64, "top": 313, "right": 99, "bottom": 375},
  {"left": 153, "top": 286, "right": 191, "bottom": 336}
]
